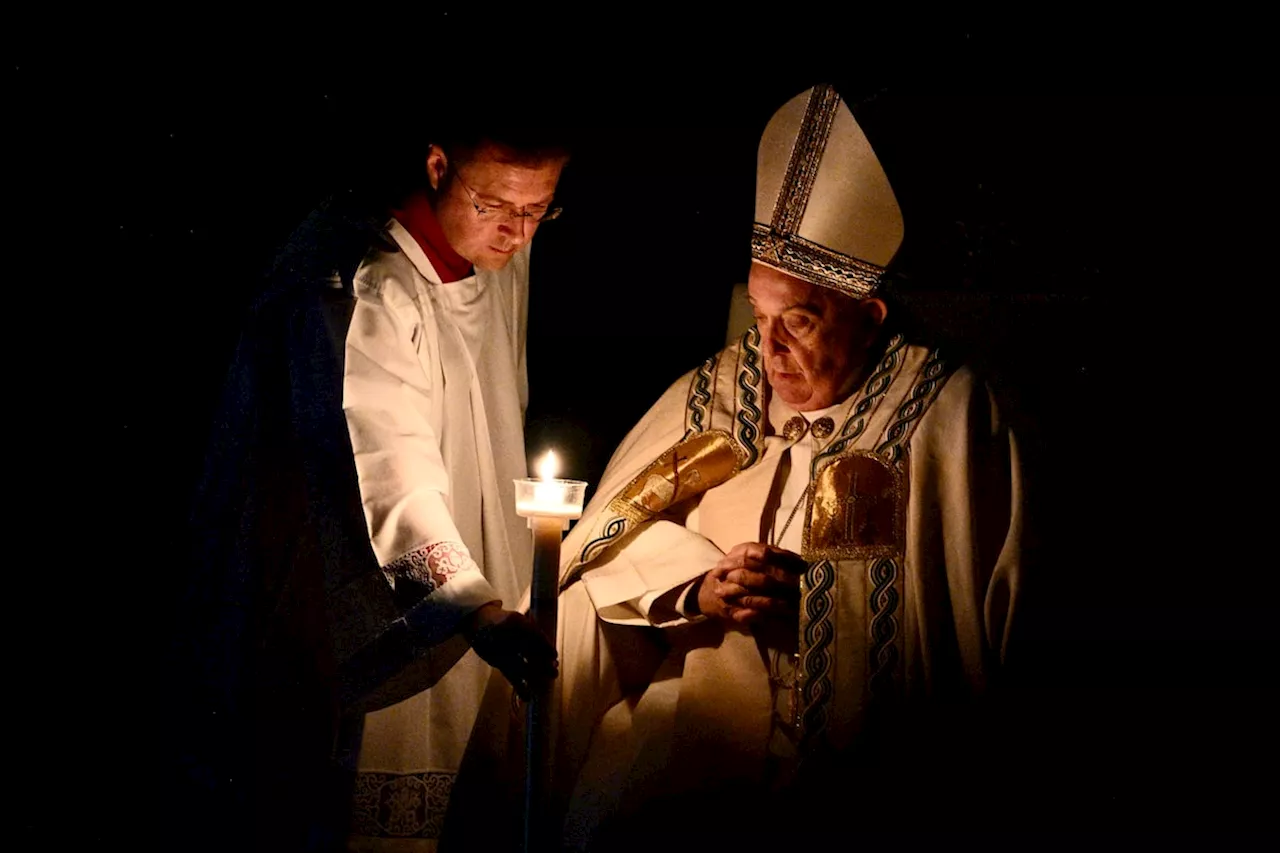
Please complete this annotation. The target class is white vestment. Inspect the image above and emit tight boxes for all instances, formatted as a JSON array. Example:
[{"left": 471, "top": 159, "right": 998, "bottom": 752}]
[
  {"left": 342, "top": 219, "right": 533, "bottom": 851},
  {"left": 444, "top": 328, "right": 1024, "bottom": 851}
]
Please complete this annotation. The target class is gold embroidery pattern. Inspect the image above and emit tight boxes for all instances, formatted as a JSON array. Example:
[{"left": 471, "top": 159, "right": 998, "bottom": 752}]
[
  {"left": 805, "top": 452, "right": 904, "bottom": 561},
  {"left": 751, "top": 225, "right": 886, "bottom": 298},
  {"left": 567, "top": 432, "right": 747, "bottom": 587},
  {"left": 607, "top": 430, "right": 746, "bottom": 524},
  {"left": 572, "top": 337, "right": 759, "bottom": 580},
  {"left": 771, "top": 84, "right": 842, "bottom": 235}
]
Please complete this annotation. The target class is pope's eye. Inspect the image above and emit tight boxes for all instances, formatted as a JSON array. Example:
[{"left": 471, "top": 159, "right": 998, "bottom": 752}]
[{"left": 783, "top": 314, "right": 814, "bottom": 335}]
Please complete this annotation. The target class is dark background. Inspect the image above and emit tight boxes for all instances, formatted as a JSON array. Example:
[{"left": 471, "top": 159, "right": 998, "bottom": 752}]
[{"left": 11, "top": 18, "right": 1276, "bottom": 845}]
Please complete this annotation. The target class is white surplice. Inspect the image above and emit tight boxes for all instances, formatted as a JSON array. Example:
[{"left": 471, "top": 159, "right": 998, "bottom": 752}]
[{"left": 342, "top": 219, "right": 533, "bottom": 850}]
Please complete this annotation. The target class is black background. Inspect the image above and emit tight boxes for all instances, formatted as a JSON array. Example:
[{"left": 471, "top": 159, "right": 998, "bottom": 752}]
[{"left": 11, "top": 17, "right": 1277, "bottom": 845}]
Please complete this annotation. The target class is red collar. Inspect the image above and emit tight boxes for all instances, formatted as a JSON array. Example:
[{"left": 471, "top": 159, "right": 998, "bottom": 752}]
[{"left": 391, "top": 191, "right": 474, "bottom": 283}]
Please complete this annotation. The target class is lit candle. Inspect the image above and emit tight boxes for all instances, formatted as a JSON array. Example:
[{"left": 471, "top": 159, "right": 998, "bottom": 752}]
[
  {"left": 515, "top": 450, "right": 586, "bottom": 520},
  {"left": 512, "top": 450, "right": 588, "bottom": 853}
]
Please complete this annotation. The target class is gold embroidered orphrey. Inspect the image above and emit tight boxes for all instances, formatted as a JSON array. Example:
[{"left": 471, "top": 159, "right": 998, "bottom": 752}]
[
  {"left": 608, "top": 429, "right": 747, "bottom": 524},
  {"left": 803, "top": 449, "right": 905, "bottom": 561}
]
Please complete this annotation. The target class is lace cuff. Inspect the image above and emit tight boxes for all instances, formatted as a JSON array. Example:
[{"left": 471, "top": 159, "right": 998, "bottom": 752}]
[{"left": 383, "top": 540, "right": 477, "bottom": 595}]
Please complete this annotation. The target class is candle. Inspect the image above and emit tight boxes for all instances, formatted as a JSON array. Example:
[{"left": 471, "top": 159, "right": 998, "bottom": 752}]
[
  {"left": 514, "top": 450, "right": 587, "bottom": 522},
  {"left": 512, "top": 449, "right": 589, "bottom": 853}
]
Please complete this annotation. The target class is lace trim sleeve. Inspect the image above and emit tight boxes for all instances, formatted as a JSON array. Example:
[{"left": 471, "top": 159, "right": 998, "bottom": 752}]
[{"left": 383, "top": 540, "right": 477, "bottom": 595}]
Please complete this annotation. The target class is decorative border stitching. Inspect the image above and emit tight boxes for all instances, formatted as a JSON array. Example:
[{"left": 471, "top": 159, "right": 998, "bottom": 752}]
[
  {"left": 735, "top": 326, "right": 763, "bottom": 468},
  {"left": 687, "top": 352, "right": 716, "bottom": 434},
  {"left": 350, "top": 770, "right": 454, "bottom": 839},
  {"left": 580, "top": 516, "right": 628, "bottom": 565},
  {"left": 771, "top": 84, "right": 842, "bottom": 235},
  {"left": 382, "top": 540, "right": 474, "bottom": 594},
  {"left": 811, "top": 333, "right": 906, "bottom": 477},
  {"left": 876, "top": 346, "right": 950, "bottom": 464},
  {"left": 868, "top": 556, "right": 901, "bottom": 697},
  {"left": 751, "top": 224, "right": 886, "bottom": 299},
  {"left": 798, "top": 558, "right": 837, "bottom": 750}
]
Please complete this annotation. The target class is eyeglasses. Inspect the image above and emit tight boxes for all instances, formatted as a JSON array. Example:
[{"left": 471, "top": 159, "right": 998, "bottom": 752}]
[{"left": 449, "top": 165, "right": 563, "bottom": 224}]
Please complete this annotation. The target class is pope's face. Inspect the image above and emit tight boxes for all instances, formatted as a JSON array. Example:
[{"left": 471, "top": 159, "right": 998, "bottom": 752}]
[
  {"left": 428, "top": 142, "right": 566, "bottom": 271},
  {"left": 748, "top": 262, "right": 886, "bottom": 412}
]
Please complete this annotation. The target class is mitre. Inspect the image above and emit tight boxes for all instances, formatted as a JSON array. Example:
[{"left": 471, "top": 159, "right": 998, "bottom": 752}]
[{"left": 751, "top": 83, "right": 904, "bottom": 298}]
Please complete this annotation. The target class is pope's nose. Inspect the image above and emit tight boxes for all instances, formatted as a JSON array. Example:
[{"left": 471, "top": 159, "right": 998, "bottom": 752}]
[{"left": 761, "top": 327, "right": 791, "bottom": 361}]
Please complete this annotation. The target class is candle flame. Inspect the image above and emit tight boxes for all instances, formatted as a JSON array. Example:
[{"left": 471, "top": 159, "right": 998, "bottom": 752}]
[{"left": 537, "top": 450, "right": 558, "bottom": 482}]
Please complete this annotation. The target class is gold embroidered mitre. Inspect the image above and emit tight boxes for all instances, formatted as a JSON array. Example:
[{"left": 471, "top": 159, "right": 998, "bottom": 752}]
[{"left": 751, "top": 84, "right": 904, "bottom": 298}]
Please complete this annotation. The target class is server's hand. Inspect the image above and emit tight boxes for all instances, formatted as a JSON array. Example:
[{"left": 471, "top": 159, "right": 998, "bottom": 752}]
[{"left": 463, "top": 602, "right": 558, "bottom": 700}]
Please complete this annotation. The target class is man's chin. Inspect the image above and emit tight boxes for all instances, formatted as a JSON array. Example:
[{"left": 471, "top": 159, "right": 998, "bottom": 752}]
[
  {"left": 768, "top": 378, "right": 810, "bottom": 408},
  {"left": 473, "top": 248, "right": 519, "bottom": 271}
]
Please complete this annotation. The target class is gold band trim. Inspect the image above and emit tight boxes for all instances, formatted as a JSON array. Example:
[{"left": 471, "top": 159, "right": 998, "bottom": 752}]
[
  {"left": 771, "top": 84, "right": 841, "bottom": 235},
  {"left": 751, "top": 223, "right": 886, "bottom": 298},
  {"left": 607, "top": 429, "right": 746, "bottom": 524}
]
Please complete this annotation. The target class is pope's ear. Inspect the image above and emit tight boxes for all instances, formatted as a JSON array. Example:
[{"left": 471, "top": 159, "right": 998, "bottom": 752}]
[
  {"left": 861, "top": 297, "right": 888, "bottom": 332},
  {"left": 425, "top": 145, "right": 448, "bottom": 191}
]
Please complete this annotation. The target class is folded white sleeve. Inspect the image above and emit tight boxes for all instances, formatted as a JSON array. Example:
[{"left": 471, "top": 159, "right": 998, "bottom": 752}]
[{"left": 580, "top": 520, "right": 724, "bottom": 627}]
